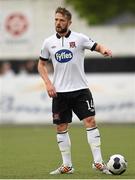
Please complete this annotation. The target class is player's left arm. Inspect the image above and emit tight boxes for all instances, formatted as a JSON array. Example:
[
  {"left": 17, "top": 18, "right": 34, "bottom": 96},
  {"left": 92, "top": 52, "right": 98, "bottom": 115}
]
[{"left": 95, "top": 44, "right": 112, "bottom": 57}]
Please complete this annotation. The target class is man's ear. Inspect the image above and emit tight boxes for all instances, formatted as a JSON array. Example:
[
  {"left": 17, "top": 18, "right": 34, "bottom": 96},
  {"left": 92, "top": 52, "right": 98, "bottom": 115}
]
[{"left": 69, "top": 20, "right": 72, "bottom": 26}]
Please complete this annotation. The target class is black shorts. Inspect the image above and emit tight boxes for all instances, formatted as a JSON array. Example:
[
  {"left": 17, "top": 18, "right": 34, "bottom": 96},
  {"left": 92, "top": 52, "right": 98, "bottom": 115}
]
[{"left": 52, "top": 88, "right": 95, "bottom": 125}]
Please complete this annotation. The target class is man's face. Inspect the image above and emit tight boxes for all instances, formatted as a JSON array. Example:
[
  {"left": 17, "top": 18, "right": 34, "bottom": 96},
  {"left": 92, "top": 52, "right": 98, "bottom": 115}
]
[{"left": 55, "top": 13, "right": 71, "bottom": 34}]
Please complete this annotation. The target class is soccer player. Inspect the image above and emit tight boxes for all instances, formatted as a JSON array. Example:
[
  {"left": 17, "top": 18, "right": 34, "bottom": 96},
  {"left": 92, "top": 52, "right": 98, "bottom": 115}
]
[{"left": 38, "top": 7, "right": 112, "bottom": 175}]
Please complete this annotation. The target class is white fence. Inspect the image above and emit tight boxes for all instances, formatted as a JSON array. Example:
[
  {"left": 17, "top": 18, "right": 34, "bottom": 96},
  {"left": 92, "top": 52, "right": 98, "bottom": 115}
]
[{"left": 0, "top": 74, "right": 135, "bottom": 124}]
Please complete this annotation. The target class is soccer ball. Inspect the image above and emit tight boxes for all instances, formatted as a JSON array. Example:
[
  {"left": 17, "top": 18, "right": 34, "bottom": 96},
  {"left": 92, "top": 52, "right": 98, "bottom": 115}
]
[{"left": 107, "top": 154, "right": 127, "bottom": 175}]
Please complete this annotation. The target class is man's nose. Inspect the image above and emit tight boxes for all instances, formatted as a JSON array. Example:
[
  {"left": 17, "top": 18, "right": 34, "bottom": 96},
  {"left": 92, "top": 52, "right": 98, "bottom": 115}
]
[{"left": 56, "top": 20, "right": 61, "bottom": 25}]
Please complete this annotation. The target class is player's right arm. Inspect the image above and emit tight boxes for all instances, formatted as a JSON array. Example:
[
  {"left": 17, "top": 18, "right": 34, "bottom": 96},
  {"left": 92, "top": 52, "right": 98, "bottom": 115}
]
[{"left": 38, "top": 59, "right": 57, "bottom": 98}]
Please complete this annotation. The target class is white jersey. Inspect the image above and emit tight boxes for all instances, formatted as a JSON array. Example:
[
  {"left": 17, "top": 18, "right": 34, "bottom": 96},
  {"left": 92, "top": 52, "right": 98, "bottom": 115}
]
[{"left": 40, "top": 31, "right": 97, "bottom": 92}]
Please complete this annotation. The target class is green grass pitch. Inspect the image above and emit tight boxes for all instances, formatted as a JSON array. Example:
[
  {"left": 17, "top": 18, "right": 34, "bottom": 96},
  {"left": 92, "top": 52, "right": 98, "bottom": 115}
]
[{"left": 0, "top": 124, "right": 135, "bottom": 179}]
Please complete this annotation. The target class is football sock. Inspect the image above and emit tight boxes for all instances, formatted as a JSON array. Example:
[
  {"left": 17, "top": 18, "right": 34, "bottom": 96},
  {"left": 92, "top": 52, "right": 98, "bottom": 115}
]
[
  {"left": 86, "top": 127, "right": 103, "bottom": 163},
  {"left": 57, "top": 131, "right": 72, "bottom": 167}
]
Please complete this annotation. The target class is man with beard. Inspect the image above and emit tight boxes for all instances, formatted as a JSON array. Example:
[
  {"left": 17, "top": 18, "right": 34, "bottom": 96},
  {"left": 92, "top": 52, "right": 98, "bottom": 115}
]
[{"left": 38, "top": 7, "right": 112, "bottom": 175}]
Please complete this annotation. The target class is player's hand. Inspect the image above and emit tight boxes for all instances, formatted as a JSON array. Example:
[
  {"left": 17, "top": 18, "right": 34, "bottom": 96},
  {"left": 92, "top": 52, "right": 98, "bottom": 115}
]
[
  {"left": 95, "top": 44, "right": 112, "bottom": 58},
  {"left": 45, "top": 81, "right": 57, "bottom": 98},
  {"left": 103, "top": 49, "right": 112, "bottom": 57}
]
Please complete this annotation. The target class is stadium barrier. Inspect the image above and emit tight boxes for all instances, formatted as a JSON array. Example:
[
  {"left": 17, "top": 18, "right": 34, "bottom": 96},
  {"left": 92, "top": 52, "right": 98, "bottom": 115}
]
[{"left": 0, "top": 74, "right": 135, "bottom": 124}]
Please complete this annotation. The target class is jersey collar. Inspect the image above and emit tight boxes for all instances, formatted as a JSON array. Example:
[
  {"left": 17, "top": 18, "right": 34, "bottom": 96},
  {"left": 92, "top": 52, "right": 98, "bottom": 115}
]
[{"left": 56, "top": 30, "right": 71, "bottom": 39}]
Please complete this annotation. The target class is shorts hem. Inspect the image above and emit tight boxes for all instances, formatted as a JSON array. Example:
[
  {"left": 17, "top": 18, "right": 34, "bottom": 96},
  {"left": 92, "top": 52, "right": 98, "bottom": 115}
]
[
  {"left": 53, "top": 119, "right": 72, "bottom": 125},
  {"left": 79, "top": 113, "right": 96, "bottom": 121}
]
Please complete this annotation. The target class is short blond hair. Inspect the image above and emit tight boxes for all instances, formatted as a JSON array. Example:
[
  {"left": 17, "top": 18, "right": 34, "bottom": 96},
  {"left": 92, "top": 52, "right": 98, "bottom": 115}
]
[{"left": 55, "top": 7, "right": 72, "bottom": 20}]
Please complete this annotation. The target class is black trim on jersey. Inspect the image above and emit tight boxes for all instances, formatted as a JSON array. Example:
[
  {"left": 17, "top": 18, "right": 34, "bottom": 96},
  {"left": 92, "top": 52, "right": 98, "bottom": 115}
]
[
  {"left": 56, "top": 30, "right": 71, "bottom": 39},
  {"left": 91, "top": 42, "right": 97, "bottom": 51},
  {"left": 39, "top": 56, "right": 49, "bottom": 61}
]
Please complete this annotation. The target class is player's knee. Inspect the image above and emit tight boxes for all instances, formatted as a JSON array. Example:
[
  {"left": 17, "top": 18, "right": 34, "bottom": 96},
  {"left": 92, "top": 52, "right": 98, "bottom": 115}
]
[
  {"left": 83, "top": 116, "right": 96, "bottom": 128},
  {"left": 56, "top": 123, "right": 68, "bottom": 132}
]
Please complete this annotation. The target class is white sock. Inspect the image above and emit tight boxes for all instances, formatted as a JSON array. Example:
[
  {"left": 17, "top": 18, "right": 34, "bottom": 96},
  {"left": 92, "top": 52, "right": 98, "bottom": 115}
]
[
  {"left": 86, "top": 127, "right": 103, "bottom": 163},
  {"left": 57, "top": 131, "right": 72, "bottom": 167}
]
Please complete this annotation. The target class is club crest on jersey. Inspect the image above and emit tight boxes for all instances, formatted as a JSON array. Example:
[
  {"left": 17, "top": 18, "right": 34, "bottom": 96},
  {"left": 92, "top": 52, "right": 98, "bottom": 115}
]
[
  {"left": 55, "top": 49, "right": 73, "bottom": 63},
  {"left": 69, "top": 41, "right": 76, "bottom": 48}
]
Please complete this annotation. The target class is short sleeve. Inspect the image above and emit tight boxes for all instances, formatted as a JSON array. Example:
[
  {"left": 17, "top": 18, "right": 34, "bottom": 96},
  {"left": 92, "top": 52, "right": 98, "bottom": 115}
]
[
  {"left": 80, "top": 33, "right": 97, "bottom": 51},
  {"left": 39, "top": 39, "right": 50, "bottom": 60}
]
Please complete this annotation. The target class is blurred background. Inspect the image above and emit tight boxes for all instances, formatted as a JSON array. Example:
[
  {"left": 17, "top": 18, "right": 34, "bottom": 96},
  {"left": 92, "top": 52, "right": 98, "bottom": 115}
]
[
  {"left": 0, "top": 0, "right": 135, "bottom": 124},
  {"left": 0, "top": 1, "right": 135, "bottom": 179}
]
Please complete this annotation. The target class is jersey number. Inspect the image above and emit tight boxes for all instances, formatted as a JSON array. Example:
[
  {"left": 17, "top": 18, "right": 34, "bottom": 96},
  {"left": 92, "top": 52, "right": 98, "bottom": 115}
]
[{"left": 86, "top": 100, "right": 94, "bottom": 110}]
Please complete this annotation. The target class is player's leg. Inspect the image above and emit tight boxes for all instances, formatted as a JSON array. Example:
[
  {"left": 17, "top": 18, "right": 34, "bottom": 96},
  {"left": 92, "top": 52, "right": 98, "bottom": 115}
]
[
  {"left": 72, "top": 89, "right": 111, "bottom": 174},
  {"left": 50, "top": 123, "right": 74, "bottom": 175},
  {"left": 83, "top": 116, "right": 111, "bottom": 174},
  {"left": 56, "top": 123, "right": 72, "bottom": 168},
  {"left": 72, "top": 90, "right": 103, "bottom": 162},
  {"left": 50, "top": 94, "right": 74, "bottom": 175},
  {"left": 83, "top": 116, "right": 103, "bottom": 163}
]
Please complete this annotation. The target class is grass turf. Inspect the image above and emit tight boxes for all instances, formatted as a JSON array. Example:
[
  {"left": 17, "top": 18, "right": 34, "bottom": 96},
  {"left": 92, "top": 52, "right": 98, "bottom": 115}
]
[{"left": 0, "top": 124, "right": 135, "bottom": 179}]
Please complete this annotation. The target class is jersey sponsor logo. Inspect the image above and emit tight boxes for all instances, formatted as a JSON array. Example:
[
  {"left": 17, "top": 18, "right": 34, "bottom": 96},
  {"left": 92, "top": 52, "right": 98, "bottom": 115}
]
[{"left": 55, "top": 49, "right": 73, "bottom": 63}]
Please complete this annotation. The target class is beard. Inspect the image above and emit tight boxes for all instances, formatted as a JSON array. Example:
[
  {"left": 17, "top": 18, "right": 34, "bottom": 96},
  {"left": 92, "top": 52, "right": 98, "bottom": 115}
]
[{"left": 56, "top": 26, "right": 68, "bottom": 34}]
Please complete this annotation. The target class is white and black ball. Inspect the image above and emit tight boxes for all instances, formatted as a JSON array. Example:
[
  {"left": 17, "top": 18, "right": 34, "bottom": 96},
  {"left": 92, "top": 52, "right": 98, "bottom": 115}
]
[{"left": 107, "top": 154, "right": 127, "bottom": 175}]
